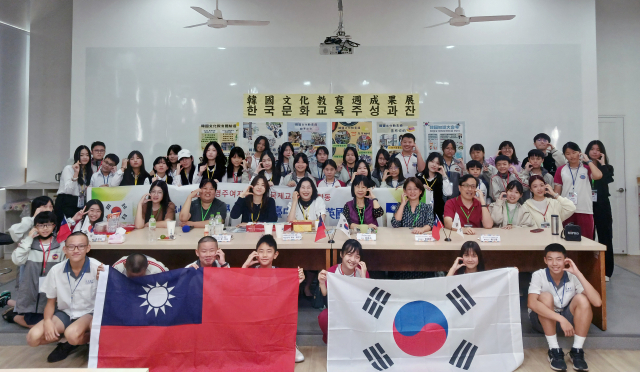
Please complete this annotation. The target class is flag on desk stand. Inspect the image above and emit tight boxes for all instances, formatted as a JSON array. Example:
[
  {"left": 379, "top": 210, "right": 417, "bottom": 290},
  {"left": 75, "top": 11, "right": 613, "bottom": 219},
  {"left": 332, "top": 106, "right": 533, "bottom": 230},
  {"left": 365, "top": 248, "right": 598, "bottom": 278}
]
[
  {"left": 56, "top": 215, "right": 72, "bottom": 243},
  {"left": 89, "top": 267, "right": 299, "bottom": 372},
  {"left": 315, "top": 216, "right": 327, "bottom": 242},
  {"left": 452, "top": 213, "right": 464, "bottom": 237},
  {"left": 432, "top": 215, "right": 444, "bottom": 241},
  {"left": 337, "top": 213, "right": 351, "bottom": 238},
  {"left": 327, "top": 268, "right": 524, "bottom": 372}
]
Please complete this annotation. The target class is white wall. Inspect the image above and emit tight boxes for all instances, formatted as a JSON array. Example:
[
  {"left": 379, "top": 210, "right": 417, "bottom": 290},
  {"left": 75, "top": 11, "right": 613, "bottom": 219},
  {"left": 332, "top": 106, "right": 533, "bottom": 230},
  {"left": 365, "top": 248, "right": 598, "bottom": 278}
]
[
  {"left": 26, "top": 0, "right": 73, "bottom": 183},
  {"left": 596, "top": 0, "right": 640, "bottom": 255}
]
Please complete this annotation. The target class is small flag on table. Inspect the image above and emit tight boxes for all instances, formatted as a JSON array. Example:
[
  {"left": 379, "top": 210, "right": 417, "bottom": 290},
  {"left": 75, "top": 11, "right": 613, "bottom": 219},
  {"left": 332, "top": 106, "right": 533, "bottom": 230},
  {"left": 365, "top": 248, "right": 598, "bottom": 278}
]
[
  {"left": 432, "top": 215, "right": 444, "bottom": 241},
  {"left": 56, "top": 215, "right": 72, "bottom": 243},
  {"left": 315, "top": 216, "right": 327, "bottom": 242},
  {"left": 337, "top": 213, "right": 351, "bottom": 238}
]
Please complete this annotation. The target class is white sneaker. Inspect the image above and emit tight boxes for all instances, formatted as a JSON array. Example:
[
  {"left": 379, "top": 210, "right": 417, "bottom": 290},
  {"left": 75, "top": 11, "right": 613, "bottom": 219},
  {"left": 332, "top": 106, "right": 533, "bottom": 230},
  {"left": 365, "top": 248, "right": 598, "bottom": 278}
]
[
  {"left": 605, "top": 276, "right": 610, "bottom": 282},
  {"left": 295, "top": 345, "right": 305, "bottom": 363}
]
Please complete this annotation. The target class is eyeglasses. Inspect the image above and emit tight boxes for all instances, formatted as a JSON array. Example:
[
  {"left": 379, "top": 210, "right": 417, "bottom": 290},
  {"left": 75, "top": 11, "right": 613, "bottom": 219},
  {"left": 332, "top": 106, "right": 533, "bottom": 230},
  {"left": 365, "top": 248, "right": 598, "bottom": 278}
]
[
  {"left": 460, "top": 184, "right": 477, "bottom": 189},
  {"left": 36, "top": 223, "right": 55, "bottom": 229},
  {"left": 66, "top": 244, "right": 88, "bottom": 251},
  {"left": 93, "top": 149, "right": 105, "bottom": 153},
  {"left": 536, "top": 138, "right": 549, "bottom": 143}
]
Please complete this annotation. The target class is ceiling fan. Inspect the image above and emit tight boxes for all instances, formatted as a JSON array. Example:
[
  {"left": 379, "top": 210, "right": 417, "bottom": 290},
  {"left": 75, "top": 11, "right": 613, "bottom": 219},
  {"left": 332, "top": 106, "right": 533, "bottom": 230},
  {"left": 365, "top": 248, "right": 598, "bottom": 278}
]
[
  {"left": 185, "top": 0, "right": 270, "bottom": 29},
  {"left": 425, "top": 0, "right": 515, "bottom": 28}
]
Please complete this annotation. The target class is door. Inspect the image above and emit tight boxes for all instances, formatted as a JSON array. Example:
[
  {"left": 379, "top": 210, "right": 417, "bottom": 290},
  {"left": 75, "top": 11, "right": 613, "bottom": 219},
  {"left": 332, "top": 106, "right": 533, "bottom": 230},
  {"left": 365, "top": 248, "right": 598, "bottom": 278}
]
[{"left": 598, "top": 116, "right": 627, "bottom": 253}]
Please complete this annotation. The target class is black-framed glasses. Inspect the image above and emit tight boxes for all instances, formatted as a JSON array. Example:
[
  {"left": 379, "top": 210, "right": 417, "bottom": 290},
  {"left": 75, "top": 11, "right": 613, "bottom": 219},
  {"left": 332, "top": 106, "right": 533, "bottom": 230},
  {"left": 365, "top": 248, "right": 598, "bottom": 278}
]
[{"left": 66, "top": 244, "right": 88, "bottom": 251}]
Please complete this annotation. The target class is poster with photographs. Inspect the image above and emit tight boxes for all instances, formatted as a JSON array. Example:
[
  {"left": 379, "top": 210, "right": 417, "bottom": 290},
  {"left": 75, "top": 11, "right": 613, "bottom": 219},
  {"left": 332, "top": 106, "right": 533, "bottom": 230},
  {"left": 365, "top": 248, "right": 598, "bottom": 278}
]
[
  {"left": 199, "top": 122, "right": 239, "bottom": 156},
  {"left": 424, "top": 121, "right": 466, "bottom": 161},
  {"left": 377, "top": 121, "right": 418, "bottom": 156},
  {"left": 332, "top": 121, "right": 374, "bottom": 165},
  {"left": 239, "top": 122, "right": 286, "bottom": 158},
  {"left": 286, "top": 122, "right": 328, "bottom": 163}
]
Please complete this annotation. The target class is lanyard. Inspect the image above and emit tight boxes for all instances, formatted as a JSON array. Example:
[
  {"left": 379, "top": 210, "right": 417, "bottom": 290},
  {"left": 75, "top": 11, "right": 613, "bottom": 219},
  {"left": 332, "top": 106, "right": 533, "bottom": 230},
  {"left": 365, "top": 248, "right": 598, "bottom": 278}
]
[
  {"left": 233, "top": 172, "right": 238, "bottom": 183},
  {"left": 183, "top": 169, "right": 192, "bottom": 185},
  {"left": 500, "top": 172, "right": 510, "bottom": 192},
  {"left": 324, "top": 179, "right": 337, "bottom": 188},
  {"left": 505, "top": 203, "right": 518, "bottom": 225},
  {"left": 568, "top": 166, "right": 580, "bottom": 189},
  {"left": 200, "top": 202, "right": 213, "bottom": 221},
  {"left": 356, "top": 205, "right": 365, "bottom": 225},
  {"left": 206, "top": 165, "right": 216, "bottom": 180},
  {"left": 346, "top": 166, "right": 353, "bottom": 179},
  {"left": 552, "top": 276, "right": 567, "bottom": 309},
  {"left": 410, "top": 203, "right": 422, "bottom": 227},
  {"left": 282, "top": 163, "right": 290, "bottom": 176},
  {"left": 317, "top": 164, "right": 324, "bottom": 179},
  {"left": 402, "top": 155, "right": 413, "bottom": 172},
  {"left": 458, "top": 197, "right": 475, "bottom": 224},
  {"left": 444, "top": 160, "right": 453, "bottom": 179},
  {"left": 66, "top": 261, "right": 87, "bottom": 301},
  {"left": 251, "top": 204, "right": 261, "bottom": 223},
  {"left": 40, "top": 240, "right": 52, "bottom": 275},
  {"left": 101, "top": 173, "right": 110, "bottom": 185},
  {"left": 153, "top": 205, "right": 162, "bottom": 220},
  {"left": 298, "top": 202, "right": 311, "bottom": 220},
  {"left": 425, "top": 177, "right": 437, "bottom": 190}
]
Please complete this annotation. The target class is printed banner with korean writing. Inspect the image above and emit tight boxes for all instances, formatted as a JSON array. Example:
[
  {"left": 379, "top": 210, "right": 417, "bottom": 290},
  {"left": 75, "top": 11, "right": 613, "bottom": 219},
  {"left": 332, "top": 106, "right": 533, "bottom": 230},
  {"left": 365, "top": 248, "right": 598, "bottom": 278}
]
[
  {"left": 199, "top": 123, "right": 239, "bottom": 156},
  {"left": 377, "top": 121, "right": 418, "bottom": 156},
  {"left": 238, "top": 122, "right": 287, "bottom": 158},
  {"left": 90, "top": 182, "right": 403, "bottom": 227},
  {"left": 286, "top": 122, "right": 328, "bottom": 163},
  {"left": 425, "top": 121, "right": 466, "bottom": 161},
  {"left": 332, "top": 122, "right": 374, "bottom": 165},
  {"left": 244, "top": 94, "right": 419, "bottom": 119}
]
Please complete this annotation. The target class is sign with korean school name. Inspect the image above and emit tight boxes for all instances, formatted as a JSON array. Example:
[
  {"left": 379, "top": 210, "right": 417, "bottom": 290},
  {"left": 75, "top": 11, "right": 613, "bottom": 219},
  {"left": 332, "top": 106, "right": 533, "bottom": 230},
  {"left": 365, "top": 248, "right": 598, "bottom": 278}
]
[{"left": 243, "top": 94, "right": 419, "bottom": 119}]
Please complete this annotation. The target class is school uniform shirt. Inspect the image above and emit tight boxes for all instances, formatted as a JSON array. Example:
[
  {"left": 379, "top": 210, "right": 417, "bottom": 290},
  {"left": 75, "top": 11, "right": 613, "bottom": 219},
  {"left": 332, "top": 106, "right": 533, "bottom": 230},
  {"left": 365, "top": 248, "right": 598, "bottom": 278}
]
[
  {"left": 8, "top": 216, "right": 35, "bottom": 243},
  {"left": 90, "top": 171, "right": 119, "bottom": 187},
  {"left": 278, "top": 155, "right": 294, "bottom": 178},
  {"left": 488, "top": 199, "right": 534, "bottom": 228},
  {"left": 168, "top": 168, "right": 179, "bottom": 180},
  {"left": 489, "top": 172, "right": 526, "bottom": 202},
  {"left": 421, "top": 174, "right": 452, "bottom": 222},
  {"left": 249, "top": 170, "right": 277, "bottom": 185},
  {"left": 110, "top": 169, "right": 151, "bottom": 187},
  {"left": 476, "top": 182, "right": 488, "bottom": 203},
  {"left": 380, "top": 179, "right": 406, "bottom": 189},
  {"left": 521, "top": 196, "right": 576, "bottom": 228},
  {"left": 172, "top": 169, "right": 202, "bottom": 187},
  {"left": 309, "top": 162, "right": 325, "bottom": 181},
  {"left": 443, "top": 197, "right": 483, "bottom": 228},
  {"left": 57, "top": 165, "right": 85, "bottom": 197},
  {"left": 371, "top": 168, "right": 385, "bottom": 184},
  {"left": 221, "top": 170, "right": 248, "bottom": 184},
  {"left": 249, "top": 154, "right": 261, "bottom": 173},
  {"left": 186, "top": 259, "right": 225, "bottom": 268},
  {"left": 442, "top": 159, "right": 463, "bottom": 200},
  {"left": 189, "top": 198, "right": 227, "bottom": 222},
  {"left": 287, "top": 198, "right": 327, "bottom": 221},
  {"left": 337, "top": 165, "right": 355, "bottom": 184},
  {"left": 486, "top": 156, "right": 523, "bottom": 172},
  {"left": 230, "top": 197, "right": 278, "bottom": 223},
  {"left": 391, "top": 202, "right": 435, "bottom": 229},
  {"left": 90, "top": 160, "right": 102, "bottom": 174},
  {"left": 390, "top": 153, "right": 420, "bottom": 178},
  {"left": 11, "top": 235, "right": 65, "bottom": 314},
  {"left": 113, "top": 255, "right": 168, "bottom": 276},
  {"left": 518, "top": 168, "right": 554, "bottom": 200},
  {"left": 282, "top": 172, "right": 316, "bottom": 186},
  {"left": 317, "top": 178, "right": 345, "bottom": 188},
  {"left": 143, "top": 174, "right": 173, "bottom": 186},
  {"left": 521, "top": 148, "right": 565, "bottom": 176},
  {"left": 554, "top": 164, "right": 593, "bottom": 214},
  {"left": 528, "top": 268, "right": 584, "bottom": 312},
  {"left": 70, "top": 216, "right": 97, "bottom": 234},
  {"left": 41, "top": 257, "right": 102, "bottom": 320}
]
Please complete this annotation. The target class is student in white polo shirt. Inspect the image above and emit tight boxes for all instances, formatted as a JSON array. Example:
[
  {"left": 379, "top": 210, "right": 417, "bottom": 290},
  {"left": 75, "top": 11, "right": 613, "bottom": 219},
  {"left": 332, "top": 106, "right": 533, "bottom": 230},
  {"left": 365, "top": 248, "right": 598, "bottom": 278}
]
[
  {"left": 26, "top": 232, "right": 104, "bottom": 363},
  {"left": 112, "top": 253, "right": 168, "bottom": 277},
  {"left": 527, "top": 243, "right": 602, "bottom": 372},
  {"left": 388, "top": 133, "right": 425, "bottom": 178},
  {"left": 185, "top": 236, "right": 230, "bottom": 269}
]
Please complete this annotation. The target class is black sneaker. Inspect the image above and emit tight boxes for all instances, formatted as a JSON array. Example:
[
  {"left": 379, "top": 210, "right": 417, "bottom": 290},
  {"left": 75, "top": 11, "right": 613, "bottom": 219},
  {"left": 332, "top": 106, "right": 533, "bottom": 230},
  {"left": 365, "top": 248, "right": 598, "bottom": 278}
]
[
  {"left": 548, "top": 348, "right": 567, "bottom": 371},
  {"left": 47, "top": 342, "right": 79, "bottom": 363},
  {"left": 2, "top": 307, "right": 16, "bottom": 323},
  {"left": 569, "top": 348, "right": 589, "bottom": 371}
]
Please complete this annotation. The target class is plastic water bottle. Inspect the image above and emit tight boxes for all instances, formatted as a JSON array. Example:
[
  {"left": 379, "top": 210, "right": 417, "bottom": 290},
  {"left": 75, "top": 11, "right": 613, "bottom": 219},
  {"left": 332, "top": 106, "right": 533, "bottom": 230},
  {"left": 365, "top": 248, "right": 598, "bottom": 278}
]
[
  {"left": 148, "top": 214, "right": 156, "bottom": 243},
  {"left": 214, "top": 212, "right": 223, "bottom": 234},
  {"left": 215, "top": 212, "right": 222, "bottom": 226},
  {"left": 208, "top": 215, "right": 215, "bottom": 236}
]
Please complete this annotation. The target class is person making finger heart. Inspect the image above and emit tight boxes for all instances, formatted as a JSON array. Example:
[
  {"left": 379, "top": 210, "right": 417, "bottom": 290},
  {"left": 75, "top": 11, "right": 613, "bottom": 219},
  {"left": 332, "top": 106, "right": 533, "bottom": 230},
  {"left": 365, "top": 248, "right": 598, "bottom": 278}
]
[
  {"left": 391, "top": 177, "right": 434, "bottom": 234},
  {"left": 230, "top": 175, "right": 278, "bottom": 225},
  {"left": 179, "top": 179, "right": 227, "bottom": 228},
  {"left": 186, "top": 236, "right": 230, "bottom": 269},
  {"left": 341, "top": 175, "right": 384, "bottom": 230}
]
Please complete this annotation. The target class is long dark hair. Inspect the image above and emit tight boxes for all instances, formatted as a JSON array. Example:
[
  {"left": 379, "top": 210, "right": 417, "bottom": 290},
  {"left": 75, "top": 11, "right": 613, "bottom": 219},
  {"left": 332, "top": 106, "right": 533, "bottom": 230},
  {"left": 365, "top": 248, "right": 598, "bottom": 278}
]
[
  {"left": 498, "top": 141, "right": 519, "bottom": 165},
  {"left": 254, "top": 136, "right": 271, "bottom": 154},
  {"left": 386, "top": 157, "right": 406, "bottom": 187},
  {"left": 348, "top": 159, "right": 372, "bottom": 185},
  {"left": 73, "top": 145, "right": 93, "bottom": 187},
  {"left": 294, "top": 177, "right": 319, "bottom": 203},
  {"left": 245, "top": 175, "right": 271, "bottom": 213},
  {"left": 276, "top": 142, "right": 295, "bottom": 175},
  {"left": 342, "top": 146, "right": 359, "bottom": 167},
  {"left": 585, "top": 140, "right": 609, "bottom": 165},
  {"left": 167, "top": 144, "right": 182, "bottom": 168},
  {"left": 30, "top": 196, "right": 54, "bottom": 217},
  {"left": 122, "top": 150, "right": 150, "bottom": 186},
  {"left": 199, "top": 141, "right": 226, "bottom": 181},
  {"left": 456, "top": 241, "right": 485, "bottom": 275},
  {"left": 226, "top": 147, "right": 246, "bottom": 180},
  {"left": 144, "top": 180, "right": 171, "bottom": 222},
  {"left": 441, "top": 139, "right": 456, "bottom": 153},
  {"left": 82, "top": 199, "right": 105, "bottom": 227},
  {"left": 152, "top": 156, "right": 173, "bottom": 185},
  {"left": 424, "top": 152, "right": 444, "bottom": 181},
  {"left": 375, "top": 148, "right": 390, "bottom": 172},
  {"left": 179, "top": 155, "right": 196, "bottom": 186},
  {"left": 292, "top": 153, "right": 311, "bottom": 176},
  {"left": 259, "top": 150, "right": 281, "bottom": 185}
]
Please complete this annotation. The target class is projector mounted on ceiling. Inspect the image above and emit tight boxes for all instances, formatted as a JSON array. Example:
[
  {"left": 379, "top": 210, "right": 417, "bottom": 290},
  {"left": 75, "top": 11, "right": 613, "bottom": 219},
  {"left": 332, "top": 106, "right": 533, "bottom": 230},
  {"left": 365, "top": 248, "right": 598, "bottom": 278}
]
[
  {"left": 425, "top": 0, "right": 515, "bottom": 28},
  {"left": 320, "top": 0, "right": 359, "bottom": 55},
  {"left": 185, "top": 0, "right": 270, "bottom": 29}
]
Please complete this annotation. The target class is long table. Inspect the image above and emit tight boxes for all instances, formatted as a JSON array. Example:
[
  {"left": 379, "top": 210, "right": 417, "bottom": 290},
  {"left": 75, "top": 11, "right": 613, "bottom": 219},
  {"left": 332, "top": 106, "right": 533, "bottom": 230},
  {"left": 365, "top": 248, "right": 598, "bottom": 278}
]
[{"left": 89, "top": 227, "right": 607, "bottom": 330}]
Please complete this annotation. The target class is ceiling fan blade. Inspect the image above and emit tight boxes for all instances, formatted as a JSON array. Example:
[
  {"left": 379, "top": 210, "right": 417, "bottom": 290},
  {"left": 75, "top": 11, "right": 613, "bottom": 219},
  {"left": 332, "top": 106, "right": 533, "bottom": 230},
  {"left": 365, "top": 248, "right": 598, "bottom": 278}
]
[
  {"left": 184, "top": 22, "right": 208, "bottom": 28},
  {"left": 468, "top": 15, "right": 515, "bottom": 22},
  {"left": 226, "top": 20, "right": 270, "bottom": 26},
  {"left": 191, "top": 6, "right": 215, "bottom": 19},
  {"left": 435, "top": 7, "right": 457, "bottom": 18},
  {"left": 424, "top": 21, "right": 449, "bottom": 29}
]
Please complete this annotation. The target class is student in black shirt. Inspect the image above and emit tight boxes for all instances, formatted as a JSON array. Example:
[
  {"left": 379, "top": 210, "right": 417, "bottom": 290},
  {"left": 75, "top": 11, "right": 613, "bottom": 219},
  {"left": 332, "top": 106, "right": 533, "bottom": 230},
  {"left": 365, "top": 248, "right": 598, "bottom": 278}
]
[{"left": 230, "top": 175, "right": 278, "bottom": 224}]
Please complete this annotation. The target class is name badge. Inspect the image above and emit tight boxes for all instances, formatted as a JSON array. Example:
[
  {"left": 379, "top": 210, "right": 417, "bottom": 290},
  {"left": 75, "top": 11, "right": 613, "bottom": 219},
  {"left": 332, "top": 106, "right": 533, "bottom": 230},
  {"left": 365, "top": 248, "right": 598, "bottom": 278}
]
[
  {"left": 281, "top": 233, "right": 302, "bottom": 241},
  {"left": 357, "top": 233, "right": 377, "bottom": 241},
  {"left": 212, "top": 234, "right": 232, "bottom": 242},
  {"left": 568, "top": 191, "right": 578, "bottom": 205},
  {"left": 38, "top": 277, "right": 46, "bottom": 292},
  {"left": 591, "top": 190, "right": 597, "bottom": 202},
  {"left": 480, "top": 234, "right": 501, "bottom": 242},
  {"left": 415, "top": 234, "right": 436, "bottom": 242},
  {"left": 541, "top": 222, "right": 551, "bottom": 228}
]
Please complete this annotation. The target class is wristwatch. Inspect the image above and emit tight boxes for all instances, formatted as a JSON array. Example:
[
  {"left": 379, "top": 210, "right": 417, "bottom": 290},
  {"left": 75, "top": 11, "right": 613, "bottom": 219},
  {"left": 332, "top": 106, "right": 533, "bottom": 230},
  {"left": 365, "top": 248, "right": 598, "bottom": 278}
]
[
  {"left": 220, "top": 262, "right": 230, "bottom": 267},
  {"left": 372, "top": 198, "right": 379, "bottom": 201}
]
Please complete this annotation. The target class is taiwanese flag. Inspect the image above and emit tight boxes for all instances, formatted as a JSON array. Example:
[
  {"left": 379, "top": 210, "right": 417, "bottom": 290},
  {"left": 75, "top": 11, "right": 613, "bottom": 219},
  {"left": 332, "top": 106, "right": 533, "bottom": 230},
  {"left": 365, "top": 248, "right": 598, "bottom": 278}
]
[
  {"left": 432, "top": 215, "right": 444, "bottom": 241},
  {"left": 89, "top": 267, "right": 299, "bottom": 372},
  {"left": 56, "top": 215, "right": 72, "bottom": 243},
  {"left": 315, "top": 215, "right": 327, "bottom": 242}
]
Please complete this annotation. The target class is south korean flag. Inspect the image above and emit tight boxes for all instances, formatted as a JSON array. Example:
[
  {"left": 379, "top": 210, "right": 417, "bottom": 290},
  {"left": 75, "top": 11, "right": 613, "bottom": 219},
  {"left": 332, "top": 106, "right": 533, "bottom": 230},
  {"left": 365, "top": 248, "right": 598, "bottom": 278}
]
[{"left": 327, "top": 268, "right": 523, "bottom": 372}]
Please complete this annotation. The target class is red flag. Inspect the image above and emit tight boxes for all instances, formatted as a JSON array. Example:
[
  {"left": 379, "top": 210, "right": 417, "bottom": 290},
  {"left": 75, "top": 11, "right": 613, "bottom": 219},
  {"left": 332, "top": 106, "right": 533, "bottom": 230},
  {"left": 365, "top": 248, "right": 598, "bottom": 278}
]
[
  {"left": 432, "top": 215, "right": 444, "bottom": 241},
  {"left": 315, "top": 215, "right": 327, "bottom": 242},
  {"left": 56, "top": 216, "right": 72, "bottom": 243}
]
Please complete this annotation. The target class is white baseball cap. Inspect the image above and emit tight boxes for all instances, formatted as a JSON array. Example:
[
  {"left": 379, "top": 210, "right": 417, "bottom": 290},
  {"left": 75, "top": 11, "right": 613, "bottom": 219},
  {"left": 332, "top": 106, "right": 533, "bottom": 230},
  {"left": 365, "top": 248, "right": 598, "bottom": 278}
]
[{"left": 177, "top": 149, "right": 192, "bottom": 160}]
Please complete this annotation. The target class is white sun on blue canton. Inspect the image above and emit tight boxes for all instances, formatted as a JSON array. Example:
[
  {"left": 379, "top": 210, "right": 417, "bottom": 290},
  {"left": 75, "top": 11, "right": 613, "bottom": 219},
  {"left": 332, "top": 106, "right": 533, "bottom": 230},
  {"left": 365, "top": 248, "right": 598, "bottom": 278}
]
[{"left": 139, "top": 282, "right": 175, "bottom": 316}]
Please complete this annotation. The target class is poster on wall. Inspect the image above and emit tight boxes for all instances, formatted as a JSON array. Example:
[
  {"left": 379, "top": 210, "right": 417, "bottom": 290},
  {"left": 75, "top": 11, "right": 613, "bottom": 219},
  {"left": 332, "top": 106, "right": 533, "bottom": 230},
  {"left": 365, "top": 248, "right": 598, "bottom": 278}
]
[
  {"left": 199, "top": 123, "right": 239, "bottom": 156},
  {"left": 239, "top": 122, "right": 286, "bottom": 158},
  {"left": 332, "top": 122, "right": 373, "bottom": 164},
  {"left": 424, "top": 121, "right": 466, "bottom": 161},
  {"left": 377, "top": 121, "right": 418, "bottom": 156},
  {"left": 286, "top": 122, "right": 328, "bottom": 162}
]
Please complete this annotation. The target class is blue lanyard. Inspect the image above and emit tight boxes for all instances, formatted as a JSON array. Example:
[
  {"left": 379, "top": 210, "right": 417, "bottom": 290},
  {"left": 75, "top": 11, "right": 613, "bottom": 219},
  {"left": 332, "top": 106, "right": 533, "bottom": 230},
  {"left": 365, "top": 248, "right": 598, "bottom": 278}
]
[
  {"left": 444, "top": 160, "right": 453, "bottom": 179},
  {"left": 66, "top": 261, "right": 87, "bottom": 299},
  {"left": 282, "top": 163, "right": 290, "bottom": 176},
  {"left": 102, "top": 173, "right": 110, "bottom": 184},
  {"left": 552, "top": 277, "right": 566, "bottom": 309},
  {"left": 317, "top": 163, "right": 324, "bottom": 180},
  {"left": 568, "top": 167, "right": 580, "bottom": 189}
]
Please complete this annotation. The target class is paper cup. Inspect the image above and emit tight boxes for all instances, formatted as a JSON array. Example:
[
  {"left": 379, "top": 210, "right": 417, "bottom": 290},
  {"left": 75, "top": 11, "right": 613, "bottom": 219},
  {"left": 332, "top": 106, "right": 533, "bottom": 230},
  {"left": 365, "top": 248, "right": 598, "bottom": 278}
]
[
  {"left": 167, "top": 220, "right": 176, "bottom": 236},
  {"left": 263, "top": 223, "right": 274, "bottom": 235},
  {"left": 275, "top": 223, "right": 284, "bottom": 238}
]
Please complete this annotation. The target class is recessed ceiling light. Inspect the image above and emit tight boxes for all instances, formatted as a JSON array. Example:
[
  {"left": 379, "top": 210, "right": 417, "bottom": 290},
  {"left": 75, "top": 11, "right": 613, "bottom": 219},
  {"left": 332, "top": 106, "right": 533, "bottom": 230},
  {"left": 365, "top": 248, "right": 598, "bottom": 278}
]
[
  {"left": 304, "top": 81, "right": 311, "bottom": 86},
  {"left": 229, "top": 83, "right": 236, "bottom": 86},
  {"left": 218, "top": 47, "right": 226, "bottom": 50},
  {"left": 362, "top": 80, "right": 370, "bottom": 86},
  {"left": 446, "top": 46, "right": 455, "bottom": 49}
]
